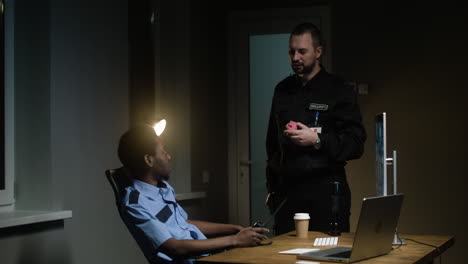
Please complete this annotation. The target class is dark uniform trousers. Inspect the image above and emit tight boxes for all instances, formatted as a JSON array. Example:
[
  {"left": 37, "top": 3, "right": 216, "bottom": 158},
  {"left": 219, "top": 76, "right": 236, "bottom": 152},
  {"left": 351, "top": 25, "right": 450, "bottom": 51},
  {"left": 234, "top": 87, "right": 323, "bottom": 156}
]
[{"left": 273, "top": 168, "right": 351, "bottom": 235}]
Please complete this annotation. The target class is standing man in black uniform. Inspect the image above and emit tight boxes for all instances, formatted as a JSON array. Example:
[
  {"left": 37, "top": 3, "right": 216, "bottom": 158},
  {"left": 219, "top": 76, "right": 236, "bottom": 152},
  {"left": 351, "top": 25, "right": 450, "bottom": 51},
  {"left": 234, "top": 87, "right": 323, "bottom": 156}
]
[{"left": 266, "top": 23, "right": 366, "bottom": 235}]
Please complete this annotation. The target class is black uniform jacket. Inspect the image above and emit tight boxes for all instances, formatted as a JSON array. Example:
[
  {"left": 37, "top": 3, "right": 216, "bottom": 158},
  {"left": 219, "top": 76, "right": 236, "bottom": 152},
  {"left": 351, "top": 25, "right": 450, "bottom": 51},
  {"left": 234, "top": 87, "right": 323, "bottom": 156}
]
[{"left": 266, "top": 68, "right": 366, "bottom": 188}]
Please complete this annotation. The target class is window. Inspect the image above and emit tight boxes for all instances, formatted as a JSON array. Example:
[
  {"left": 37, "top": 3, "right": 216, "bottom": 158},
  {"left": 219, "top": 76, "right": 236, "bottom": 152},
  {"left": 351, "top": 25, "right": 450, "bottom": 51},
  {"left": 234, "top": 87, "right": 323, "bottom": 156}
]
[
  {"left": 0, "top": 0, "right": 4, "bottom": 190},
  {"left": 0, "top": 0, "right": 14, "bottom": 207}
]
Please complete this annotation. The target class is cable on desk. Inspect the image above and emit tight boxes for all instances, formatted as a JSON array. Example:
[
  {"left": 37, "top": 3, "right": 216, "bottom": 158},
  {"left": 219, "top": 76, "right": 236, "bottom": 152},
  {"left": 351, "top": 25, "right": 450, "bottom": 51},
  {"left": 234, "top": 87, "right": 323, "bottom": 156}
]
[{"left": 401, "top": 236, "right": 442, "bottom": 264}]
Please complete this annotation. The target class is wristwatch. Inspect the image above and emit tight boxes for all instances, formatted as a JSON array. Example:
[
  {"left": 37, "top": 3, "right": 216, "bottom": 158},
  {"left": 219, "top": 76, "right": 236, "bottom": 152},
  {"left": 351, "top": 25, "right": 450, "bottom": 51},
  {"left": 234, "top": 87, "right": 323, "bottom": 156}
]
[{"left": 314, "top": 135, "right": 321, "bottom": 149}]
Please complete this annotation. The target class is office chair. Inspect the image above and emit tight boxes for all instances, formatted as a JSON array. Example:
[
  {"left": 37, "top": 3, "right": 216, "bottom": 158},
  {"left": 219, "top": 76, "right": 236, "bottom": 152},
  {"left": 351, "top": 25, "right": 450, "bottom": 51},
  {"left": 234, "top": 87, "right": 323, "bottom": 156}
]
[
  {"left": 105, "top": 167, "right": 158, "bottom": 264},
  {"left": 105, "top": 167, "right": 132, "bottom": 211}
]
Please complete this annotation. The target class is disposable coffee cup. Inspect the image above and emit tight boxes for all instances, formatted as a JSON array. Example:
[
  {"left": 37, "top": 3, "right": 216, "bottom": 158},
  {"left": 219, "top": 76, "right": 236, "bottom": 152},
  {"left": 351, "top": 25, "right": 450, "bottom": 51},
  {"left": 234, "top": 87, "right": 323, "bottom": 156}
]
[{"left": 294, "top": 213, "right": 310, "bottom": 238}]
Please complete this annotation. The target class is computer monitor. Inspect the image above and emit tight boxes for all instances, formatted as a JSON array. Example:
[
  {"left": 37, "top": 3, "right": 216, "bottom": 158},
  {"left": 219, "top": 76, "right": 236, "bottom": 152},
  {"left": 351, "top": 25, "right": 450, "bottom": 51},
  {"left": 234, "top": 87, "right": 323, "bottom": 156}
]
[{"left": 375, "top": 113, "right": 387, "bottom": 196}]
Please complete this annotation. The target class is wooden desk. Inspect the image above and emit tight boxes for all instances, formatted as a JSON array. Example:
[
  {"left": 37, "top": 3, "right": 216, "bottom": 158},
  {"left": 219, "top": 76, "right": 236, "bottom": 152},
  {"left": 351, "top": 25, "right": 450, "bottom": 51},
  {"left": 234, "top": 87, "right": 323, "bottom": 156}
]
[{"left": 197, "top": 231, "right": 454, "bottom": 264}]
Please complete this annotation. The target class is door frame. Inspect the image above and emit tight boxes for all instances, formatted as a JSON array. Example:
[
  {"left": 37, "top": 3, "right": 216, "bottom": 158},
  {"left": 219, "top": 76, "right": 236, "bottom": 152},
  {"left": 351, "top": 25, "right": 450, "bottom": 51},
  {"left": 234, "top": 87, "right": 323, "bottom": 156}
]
[{"left": 227, "top": 6, "right": 332, "bottom": 226}]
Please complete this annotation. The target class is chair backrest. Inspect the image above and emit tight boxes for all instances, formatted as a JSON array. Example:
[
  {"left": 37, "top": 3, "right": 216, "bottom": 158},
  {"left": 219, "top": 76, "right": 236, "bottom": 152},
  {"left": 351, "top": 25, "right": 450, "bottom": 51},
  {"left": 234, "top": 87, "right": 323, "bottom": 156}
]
[
  {"left": 105, "top": 167, "right": 132, "bottom": 211},
  {"left": 105, "top": 167, "right": 157, "bottom": 264}
]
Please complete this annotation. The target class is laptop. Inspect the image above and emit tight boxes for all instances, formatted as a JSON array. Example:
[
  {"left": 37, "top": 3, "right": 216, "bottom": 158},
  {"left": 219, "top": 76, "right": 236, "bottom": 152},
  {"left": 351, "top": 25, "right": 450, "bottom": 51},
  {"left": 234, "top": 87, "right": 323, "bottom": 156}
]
[{"left": 297, "top": 194, "right": 404, "bottom": 263}]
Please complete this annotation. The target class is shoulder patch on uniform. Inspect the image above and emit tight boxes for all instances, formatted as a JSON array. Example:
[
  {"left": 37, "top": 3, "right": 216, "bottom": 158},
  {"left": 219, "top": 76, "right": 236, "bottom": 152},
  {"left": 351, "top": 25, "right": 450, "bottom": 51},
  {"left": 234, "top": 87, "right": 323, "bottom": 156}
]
[
  {"left": 156, "top": 205, "right": 173, "bottom": 223},
  {"left": 129, "top": 190, "right": 140, "bottom": 204}
]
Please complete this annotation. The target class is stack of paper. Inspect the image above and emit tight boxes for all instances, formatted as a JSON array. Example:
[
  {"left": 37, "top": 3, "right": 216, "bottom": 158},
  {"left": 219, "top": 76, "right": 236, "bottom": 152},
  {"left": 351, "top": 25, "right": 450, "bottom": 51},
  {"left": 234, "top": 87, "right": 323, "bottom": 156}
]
[{"left": 278, "top": 248, "right": 319, "bottom": 255}]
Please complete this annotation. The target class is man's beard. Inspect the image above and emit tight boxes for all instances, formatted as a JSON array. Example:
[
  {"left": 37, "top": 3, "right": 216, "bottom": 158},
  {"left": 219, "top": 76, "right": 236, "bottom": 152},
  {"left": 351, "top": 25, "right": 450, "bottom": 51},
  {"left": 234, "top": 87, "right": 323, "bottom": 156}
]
[{"left": 292, "top": 60, "right": 316, "bottom": 75}]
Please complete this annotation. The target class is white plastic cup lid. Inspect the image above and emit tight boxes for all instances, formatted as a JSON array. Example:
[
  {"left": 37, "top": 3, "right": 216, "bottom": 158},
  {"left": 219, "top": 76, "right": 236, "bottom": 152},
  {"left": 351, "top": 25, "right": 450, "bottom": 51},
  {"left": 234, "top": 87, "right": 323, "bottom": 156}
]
[{"left": 294, "top": 213, "right": 310, "bottom": 220}]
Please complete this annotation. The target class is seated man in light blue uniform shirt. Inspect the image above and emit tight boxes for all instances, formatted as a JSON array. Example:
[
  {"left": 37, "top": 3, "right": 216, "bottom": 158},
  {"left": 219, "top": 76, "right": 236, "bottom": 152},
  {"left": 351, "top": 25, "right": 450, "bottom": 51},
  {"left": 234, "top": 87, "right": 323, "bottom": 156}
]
[{"left": 118, "top": 125, "right": 269, "bottom": 264}]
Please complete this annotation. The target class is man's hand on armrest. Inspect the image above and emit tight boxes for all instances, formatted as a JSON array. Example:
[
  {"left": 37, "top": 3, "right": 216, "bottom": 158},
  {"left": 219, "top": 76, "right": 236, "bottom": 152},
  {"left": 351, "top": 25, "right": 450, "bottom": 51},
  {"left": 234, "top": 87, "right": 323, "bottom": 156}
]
[
  {"left": 160, "top": 227, "right": 269, "bottom": 258},
  {"left": 187, "top": 219, "right": 244, "bottom": 236}
]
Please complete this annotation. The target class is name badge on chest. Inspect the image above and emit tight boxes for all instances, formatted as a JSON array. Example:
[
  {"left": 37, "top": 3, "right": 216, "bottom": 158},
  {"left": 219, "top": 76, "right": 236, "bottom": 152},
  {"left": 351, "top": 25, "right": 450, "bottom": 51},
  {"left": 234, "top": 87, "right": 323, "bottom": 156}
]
[{"left": 308, "top": 103, "right": 328, "bottom": 111}]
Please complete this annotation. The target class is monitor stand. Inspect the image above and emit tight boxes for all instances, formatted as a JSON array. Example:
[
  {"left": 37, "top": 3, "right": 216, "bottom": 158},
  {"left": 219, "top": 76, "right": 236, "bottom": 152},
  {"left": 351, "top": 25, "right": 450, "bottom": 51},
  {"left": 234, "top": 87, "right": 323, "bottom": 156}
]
[
  {"left": 387, "top": 151, "right": 407, "bottom": 246},
  {"left": 393, "top": 232, "right": 407, "bottom": 245}
]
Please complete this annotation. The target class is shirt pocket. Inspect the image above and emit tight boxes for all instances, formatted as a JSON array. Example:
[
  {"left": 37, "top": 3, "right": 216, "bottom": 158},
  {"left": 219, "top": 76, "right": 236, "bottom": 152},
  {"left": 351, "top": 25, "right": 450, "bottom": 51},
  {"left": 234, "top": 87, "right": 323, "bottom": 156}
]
[
  {"left": 147, "top": 200, "right": 174, "bottom": 224},
  {"left": 155, "top": 205, "right": 173, "bottom": 223}
]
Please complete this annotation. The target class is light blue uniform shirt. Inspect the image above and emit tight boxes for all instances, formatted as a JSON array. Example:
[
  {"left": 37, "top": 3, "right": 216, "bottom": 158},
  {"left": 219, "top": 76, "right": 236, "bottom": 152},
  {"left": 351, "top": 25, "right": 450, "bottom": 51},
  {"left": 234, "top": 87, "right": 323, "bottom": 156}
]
[{"left": 122, "top": 179, "right": 207, "bottom": 264}]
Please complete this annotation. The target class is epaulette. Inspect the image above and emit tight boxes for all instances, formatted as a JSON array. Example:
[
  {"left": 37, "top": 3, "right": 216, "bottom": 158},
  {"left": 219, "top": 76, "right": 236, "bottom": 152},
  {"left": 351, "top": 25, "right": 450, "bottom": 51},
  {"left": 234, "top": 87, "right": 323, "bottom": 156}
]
[{"left": 129, "top": 190, "right": 140, "bottom": 205}]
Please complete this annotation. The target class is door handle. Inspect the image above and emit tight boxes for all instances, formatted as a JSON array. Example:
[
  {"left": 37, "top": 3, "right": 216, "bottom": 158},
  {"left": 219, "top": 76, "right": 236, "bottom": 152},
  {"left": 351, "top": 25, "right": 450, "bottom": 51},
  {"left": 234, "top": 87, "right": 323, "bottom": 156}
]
[
  {"left": 239, "top": 160, "right": 252, "bottom": 166},
  {"left": 238, "top": 160, "right": 251, "bottom": 184}
]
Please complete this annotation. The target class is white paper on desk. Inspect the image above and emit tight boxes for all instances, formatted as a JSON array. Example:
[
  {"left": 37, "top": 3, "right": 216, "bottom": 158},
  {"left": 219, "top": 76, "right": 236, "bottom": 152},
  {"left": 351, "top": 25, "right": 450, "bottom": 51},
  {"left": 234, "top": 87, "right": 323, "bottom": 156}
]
[
  {"left": 278, "top": 248, "right": 319, "bottom": 255},
  {"left": 296, "top": 261, "right": 321, "bottom": 264}
]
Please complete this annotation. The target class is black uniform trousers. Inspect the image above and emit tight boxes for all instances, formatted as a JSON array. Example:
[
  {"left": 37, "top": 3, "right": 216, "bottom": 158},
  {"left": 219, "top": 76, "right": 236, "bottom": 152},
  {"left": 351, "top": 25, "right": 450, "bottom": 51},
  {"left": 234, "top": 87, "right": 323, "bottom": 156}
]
[{"left": 274, "top": 168, "right": 351, "bottom": 235}]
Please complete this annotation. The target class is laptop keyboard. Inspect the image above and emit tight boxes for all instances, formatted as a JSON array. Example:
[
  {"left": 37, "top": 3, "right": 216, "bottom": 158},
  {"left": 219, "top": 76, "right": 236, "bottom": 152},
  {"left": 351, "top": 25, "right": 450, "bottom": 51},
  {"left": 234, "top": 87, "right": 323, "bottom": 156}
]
[{"left": 327, "top": 250, "right": 351, "bottom": 259}]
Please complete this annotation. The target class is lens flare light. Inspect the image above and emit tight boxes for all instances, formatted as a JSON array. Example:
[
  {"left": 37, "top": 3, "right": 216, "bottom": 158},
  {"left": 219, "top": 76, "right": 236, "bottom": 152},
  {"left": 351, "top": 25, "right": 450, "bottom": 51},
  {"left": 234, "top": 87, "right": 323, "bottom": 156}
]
[{"left": 153, "top": 119, "right": 166, "bottom": 136}]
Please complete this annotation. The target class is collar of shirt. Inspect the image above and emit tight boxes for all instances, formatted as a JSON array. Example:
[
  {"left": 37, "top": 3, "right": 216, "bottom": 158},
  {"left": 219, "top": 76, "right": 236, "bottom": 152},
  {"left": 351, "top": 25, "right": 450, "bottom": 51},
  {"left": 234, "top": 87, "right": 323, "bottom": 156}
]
[
  {"left": 294, "top": 66, "right": 326, "bottom": 88},
  {"left": 132, "top": 179, "right": 177, "bottom": 204}
]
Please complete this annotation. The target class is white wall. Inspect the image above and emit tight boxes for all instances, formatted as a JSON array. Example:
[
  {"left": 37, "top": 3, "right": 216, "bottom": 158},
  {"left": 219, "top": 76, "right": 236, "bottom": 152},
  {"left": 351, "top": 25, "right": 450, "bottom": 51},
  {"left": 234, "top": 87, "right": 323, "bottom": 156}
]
[
  {"left": 48, "top": 1, "right": 135, "bottom": 263},
  {"left": 0, "top": 0, "right": 144, "bottom": 263},
  {"left": 1, "top": 1, "right": 229, "bottom": 263}
]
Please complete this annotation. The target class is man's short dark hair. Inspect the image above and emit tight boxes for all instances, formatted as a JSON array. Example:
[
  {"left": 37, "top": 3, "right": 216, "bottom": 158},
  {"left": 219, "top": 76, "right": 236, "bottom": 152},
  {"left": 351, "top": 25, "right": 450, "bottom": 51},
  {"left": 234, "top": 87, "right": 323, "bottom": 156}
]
[
  {"left": 291, "top": 22, "right": 322, "bottom": 48},
  {"left": 118, "top": 124, "right": 159, "bottom": 175}
]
